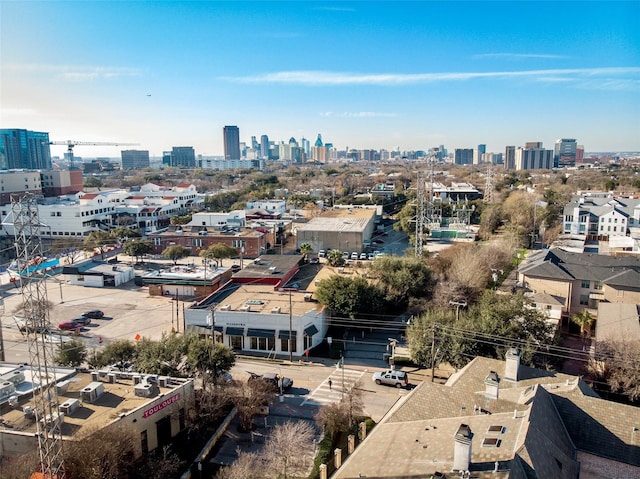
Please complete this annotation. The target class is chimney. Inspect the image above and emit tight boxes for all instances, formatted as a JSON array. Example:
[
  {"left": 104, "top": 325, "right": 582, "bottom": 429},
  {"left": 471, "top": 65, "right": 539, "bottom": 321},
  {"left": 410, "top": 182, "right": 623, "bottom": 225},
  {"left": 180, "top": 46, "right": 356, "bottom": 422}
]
[
  {"left": 484, "top": 371, "right": 500, "bottom": 400},
  {"left": 453, "top": 423, "right": 473, "bottom": 472},
  {"left": 505, "top": 348, "right": 520, "bottom": 382}
]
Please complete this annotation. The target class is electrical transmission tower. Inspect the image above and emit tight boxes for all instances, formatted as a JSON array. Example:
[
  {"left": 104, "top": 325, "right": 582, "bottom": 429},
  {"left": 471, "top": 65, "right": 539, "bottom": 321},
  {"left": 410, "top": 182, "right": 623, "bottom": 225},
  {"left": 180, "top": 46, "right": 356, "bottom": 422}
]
[
  {"left": 484, "top": 164, "right": 494, "bottom": 203},
  {"left": 413, "top": 154, "right": 441, "bottom": 257},
  {"left": 11, "top": 194, "right": 66, "bottom": 478}
]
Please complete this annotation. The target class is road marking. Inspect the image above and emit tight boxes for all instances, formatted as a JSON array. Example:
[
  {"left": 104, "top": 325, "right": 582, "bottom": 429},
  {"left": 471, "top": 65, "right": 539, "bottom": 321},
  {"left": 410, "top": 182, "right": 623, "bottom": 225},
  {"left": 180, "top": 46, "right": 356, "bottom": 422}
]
[{"left": 302, "top": 369, "right": 365, "bottom": 406}]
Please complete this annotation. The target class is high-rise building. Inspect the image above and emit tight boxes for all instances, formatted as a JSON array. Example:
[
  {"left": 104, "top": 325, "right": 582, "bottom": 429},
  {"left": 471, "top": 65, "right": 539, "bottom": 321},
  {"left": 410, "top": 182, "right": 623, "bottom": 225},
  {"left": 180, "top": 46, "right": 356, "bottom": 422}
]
[
  {"left": 474, "top": 144, "right": 486, "bottom": 165},
  {"left": 515, "top": 145, "right": 553, "bottom": 170},
  {"left": 223, "top": 126, "right": 240, "bottom": 160},
  {"left": 260, "top": 134, "right": 270, "bottom": 159},
  {"left": 170, "top": 146, "right": 196, "bottom": 168},
  {"left": 121, "top": 150, "right": 150, "bottom": 169},
  {"left": 454, "top": 148, "right": 474, "bottom": 165},
  {"left": 505, "top": 146, "right": 516, "bottom": 170},
  {"left": 554, "top": 138, "right": 578, "bottom": 168},
  {"left": 314, "top": 134, "right": 323, "bottom": 147},
  {"left": 0, "top": 129, "right": 52, "bottom": 170}
]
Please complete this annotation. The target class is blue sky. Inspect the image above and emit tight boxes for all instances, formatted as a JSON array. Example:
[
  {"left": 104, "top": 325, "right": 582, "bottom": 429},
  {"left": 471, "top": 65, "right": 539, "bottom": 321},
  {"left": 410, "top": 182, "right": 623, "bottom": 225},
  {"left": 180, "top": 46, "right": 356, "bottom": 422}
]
[{"left": 1, "top": 1, "right": 639, "bottom": 157}]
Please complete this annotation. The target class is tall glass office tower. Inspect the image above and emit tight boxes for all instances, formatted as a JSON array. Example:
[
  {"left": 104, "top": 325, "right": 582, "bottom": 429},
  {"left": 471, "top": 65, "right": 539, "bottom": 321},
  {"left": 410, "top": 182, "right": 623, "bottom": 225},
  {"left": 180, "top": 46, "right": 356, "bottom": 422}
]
[
  {"left": 223, "top": 126, "right": 240, "bottom": 160},
  {"left": 0, "top": 129, "right": 52, "bottom": 169}
]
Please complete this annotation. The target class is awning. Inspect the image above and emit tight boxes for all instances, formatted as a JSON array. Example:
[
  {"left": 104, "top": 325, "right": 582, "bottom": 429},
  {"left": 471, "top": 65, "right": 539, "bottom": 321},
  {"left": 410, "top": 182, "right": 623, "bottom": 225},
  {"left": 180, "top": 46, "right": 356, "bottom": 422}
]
[
  {"left": 304, "top": 324, "right": 319, "bottom": 336},
  {"left": 278, "top": 330, "right": 297, "bottom": 340},
  {"left": 589, "top": 292, "right": 605, "bottom": 300},
  {"left": 185, "top": 325, "right": 211, "bottom": 335},
  {"left": 226, "top": 327, "right": 245, "bottom": 336},
  {"left": 247, "top": 328, "right": 275, "bottom": 339}
]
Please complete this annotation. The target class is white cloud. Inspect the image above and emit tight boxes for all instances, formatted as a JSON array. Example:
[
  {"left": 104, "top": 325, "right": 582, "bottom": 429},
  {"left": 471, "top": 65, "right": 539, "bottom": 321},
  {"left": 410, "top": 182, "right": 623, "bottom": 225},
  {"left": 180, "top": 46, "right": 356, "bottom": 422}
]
[
  {"left": 473, "top": 53, "right": 568, "bottom": 60},
  {"left": 321, "top": 111, "right": 398, "bottom": 118},
  {"left": 5, "top": 63, "right": 142, "bottom": 80},
  {"left": 222, "top": 67, "right": 640, "bottom": 90}
]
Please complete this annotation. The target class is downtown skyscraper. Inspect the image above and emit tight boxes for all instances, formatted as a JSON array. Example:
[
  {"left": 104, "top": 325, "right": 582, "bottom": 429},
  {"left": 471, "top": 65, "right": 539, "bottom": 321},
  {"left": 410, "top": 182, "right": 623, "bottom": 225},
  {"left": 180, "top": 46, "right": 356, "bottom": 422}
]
[{"left": 223, "top": 126, "right": 240, "bottom": 160}]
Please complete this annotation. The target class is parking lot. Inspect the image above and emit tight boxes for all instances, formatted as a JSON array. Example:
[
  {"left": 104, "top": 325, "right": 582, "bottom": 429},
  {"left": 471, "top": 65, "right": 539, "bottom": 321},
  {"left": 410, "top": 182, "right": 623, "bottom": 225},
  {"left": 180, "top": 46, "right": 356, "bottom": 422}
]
[{"left": 1, "top": 261, "right": 180, "bottom": 362}]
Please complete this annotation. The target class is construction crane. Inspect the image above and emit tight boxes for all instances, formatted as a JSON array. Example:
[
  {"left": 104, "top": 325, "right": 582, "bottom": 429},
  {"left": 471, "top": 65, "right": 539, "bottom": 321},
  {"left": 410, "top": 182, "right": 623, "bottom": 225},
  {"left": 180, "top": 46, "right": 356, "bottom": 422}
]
[
  {"left": 11, "top": 194, "right": 66, "bottom": 478},
  {"left": 49, "top": 140, "right": 139, "bottom": 169}
]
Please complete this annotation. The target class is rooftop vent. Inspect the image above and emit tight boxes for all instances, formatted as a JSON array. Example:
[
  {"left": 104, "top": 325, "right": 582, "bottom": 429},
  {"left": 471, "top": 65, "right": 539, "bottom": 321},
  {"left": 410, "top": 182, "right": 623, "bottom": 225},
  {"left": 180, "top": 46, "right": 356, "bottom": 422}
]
[{"left": 268, "top": 266, "right": 278, "bottom": 274}]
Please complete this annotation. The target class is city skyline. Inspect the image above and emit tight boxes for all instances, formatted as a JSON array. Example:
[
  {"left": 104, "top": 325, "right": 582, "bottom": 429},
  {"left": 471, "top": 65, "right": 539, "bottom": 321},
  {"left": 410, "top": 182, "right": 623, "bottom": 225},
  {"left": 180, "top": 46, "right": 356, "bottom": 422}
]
[{"left": 1, "top": 1, "right": 639, "bottom": 158}]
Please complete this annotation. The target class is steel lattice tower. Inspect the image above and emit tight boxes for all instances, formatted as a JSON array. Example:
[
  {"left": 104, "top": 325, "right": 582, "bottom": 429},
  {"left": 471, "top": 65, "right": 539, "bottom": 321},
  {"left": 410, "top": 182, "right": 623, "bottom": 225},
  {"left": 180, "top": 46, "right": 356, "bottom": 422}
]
[
  {"left": 11, "top": 194, "right": 65, "bottom": 478},
  {"left": 414, "top": 171, "right": 426, "bottom": 256},
  {"left": 484, "top": 164, "right": 494, "bottom": 203}
]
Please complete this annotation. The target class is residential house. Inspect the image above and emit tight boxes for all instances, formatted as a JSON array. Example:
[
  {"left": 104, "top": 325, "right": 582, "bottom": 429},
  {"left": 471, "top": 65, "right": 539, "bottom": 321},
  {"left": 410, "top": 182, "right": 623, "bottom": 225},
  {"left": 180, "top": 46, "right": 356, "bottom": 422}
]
[{"left": 334, "top": 350, "right": 640, "bottom": 478}]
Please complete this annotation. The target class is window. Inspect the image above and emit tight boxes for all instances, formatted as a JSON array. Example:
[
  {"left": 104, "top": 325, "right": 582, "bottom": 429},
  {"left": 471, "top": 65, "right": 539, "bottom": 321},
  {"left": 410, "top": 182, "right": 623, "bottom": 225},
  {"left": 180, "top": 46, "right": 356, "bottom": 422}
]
[
  {"left": 593, "top": 281, "right": 603, "bottom": 290},
  {"left": 281, "top": 339, "right": 297, "bottom": 353},
  {"left": 481, "top": 437, "right": 501, "bottom": 447},
  {"left": 250, "top": 337, "right": 275, "bottom": 351},
  {"left": 579, "top": 294, "right": 589, "bottom": 306},
  {"left": 304, "top": 335, "right": 313, "bottom": 350},
  {"left": 140, "top": 430, "right": 148, "bottom": 454},
  {"left": 230, "top": 336, "right": 242, "bottom": 350},
  {"left": 179, "top": 408, "right": 185, "bottom": 430},
  {"left": 581, "top": 280, "right": 590, "bottom": 289}
]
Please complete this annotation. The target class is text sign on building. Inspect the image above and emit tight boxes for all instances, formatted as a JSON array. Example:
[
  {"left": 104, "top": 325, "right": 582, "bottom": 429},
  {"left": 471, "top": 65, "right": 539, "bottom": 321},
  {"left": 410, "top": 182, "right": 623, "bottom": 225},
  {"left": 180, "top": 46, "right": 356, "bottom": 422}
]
[{"left": 143, "top": 393, "right": 181, "bottom": 419}]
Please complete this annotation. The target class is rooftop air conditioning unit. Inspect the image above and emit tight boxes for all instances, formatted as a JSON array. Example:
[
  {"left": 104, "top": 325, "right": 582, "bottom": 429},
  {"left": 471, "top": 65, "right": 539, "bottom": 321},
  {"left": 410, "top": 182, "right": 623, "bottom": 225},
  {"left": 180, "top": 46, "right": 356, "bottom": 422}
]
[
  {"left": 220, "top": 304, "right": 231, "bottom": 311},
  {"left": 268, "top": 266, "right": 277, "bottom": 274},
  {"left": 271, "top": 307, "right": 281, "bottom": 314},
  {"left": 134, "top": 382, "right": 159, "bottom": 398},
  {"left": 1, "top": 370, "right": 26, "bottom": 386},
  {"left": 158, "top": 377, "right": 167, "bottom": 388},
  {"left": 239, "top": 305, "right": 251, "bottom": 312},
  {"left": 81, "top": 382, "right": 105, "bottom": 403},
  {"left": 59, "top": 398, "right": 79, "bottom": 416}
]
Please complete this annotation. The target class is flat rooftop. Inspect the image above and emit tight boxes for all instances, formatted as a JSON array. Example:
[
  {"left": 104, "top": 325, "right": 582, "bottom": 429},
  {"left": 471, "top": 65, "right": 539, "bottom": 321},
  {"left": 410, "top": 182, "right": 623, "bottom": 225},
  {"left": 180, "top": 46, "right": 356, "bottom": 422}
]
[
  {"left": 295, "top": 208, "right": 375, "bottom": 233},
  {"left": 0, "top": 366, "right": 191, "bottom": 439},
  {"left": 213, "top": 283, "right": 320, "bottom": 317}
]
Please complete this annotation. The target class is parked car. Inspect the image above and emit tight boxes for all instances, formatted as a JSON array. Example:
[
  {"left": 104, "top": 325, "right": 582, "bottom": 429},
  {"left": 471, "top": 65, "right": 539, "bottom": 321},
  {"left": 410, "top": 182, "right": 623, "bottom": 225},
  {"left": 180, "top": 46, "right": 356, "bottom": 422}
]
[
  {"left": 372, "top": 239, "right": 385, "bottom": 244},
  {"left": 230, "top": 264, "right": 241, "bottom": 273},
  {"left": 309, "top": 256, "right": 319, "bottom": 264},
  {"left": 318, "top": 249, "right": 326, "bottom": 258},
  {"left": 70, "top": 316, "right": 92, "bottom": 326},
  {"left": 342, "top": 251, "right": 350, "bottom": 260},
  {"left": 350, "top": 252, "right": 359, "bottom": 260},
  {"left": 248, "top": 371, "right": 294, "bottom": 391},
  {"left": 82, "top": 310, "right": 104, "bottom": 319},
  {"left": 372, "top": 369, "right": 408, "bottom": 388},
  {"left": 359, "top": 253, "right": 368, "bottom": 260},
  {"left": 367, "top": 253, "right": 375, "bottom": 260},
  {"left": 58, "top": 321, "right": 82, "bottom": 331}
]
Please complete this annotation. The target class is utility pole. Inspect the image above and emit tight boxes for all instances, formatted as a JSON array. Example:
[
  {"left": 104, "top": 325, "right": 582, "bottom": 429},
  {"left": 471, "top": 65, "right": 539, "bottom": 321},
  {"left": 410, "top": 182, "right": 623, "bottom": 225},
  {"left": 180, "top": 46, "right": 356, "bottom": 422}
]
[
  {"left": 430, "top": 325, "right": 436, "bottom": 382},
  {"left": 288, "top": 290, "right": 293, "bottom": 363},
  {"left": 449, "top": 300, "right": 467, "bottom": 322}
]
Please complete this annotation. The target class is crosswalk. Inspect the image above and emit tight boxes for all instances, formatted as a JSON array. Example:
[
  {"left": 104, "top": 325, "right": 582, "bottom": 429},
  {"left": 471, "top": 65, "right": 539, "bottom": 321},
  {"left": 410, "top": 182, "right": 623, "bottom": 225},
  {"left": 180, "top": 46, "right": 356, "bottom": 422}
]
[{"left": 302, "top": 368, "right": 365, "bottom": 406}]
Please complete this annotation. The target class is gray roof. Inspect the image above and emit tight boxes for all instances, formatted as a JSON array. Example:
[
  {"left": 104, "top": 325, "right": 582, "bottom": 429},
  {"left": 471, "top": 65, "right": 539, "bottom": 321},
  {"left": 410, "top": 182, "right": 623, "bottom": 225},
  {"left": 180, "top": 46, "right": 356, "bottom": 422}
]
[
  {"left": 335, "top": 356, "right": 591, "bottom": 478},
  {"left": 520, "top": 249, "right": 640, "bottom": 289}
]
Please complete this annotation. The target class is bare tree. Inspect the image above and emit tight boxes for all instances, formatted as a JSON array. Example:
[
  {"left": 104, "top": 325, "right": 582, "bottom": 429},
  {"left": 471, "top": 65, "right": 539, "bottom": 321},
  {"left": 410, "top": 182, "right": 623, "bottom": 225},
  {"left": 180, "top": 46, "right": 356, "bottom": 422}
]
[
  {"left": 228, "top": 379, "right": 274, "bottom": 432},
  {"left": 215, "top": 449, "right": 264, "bottom": 479},
  {"left": 590, "top": 340, "right": 640, "bottom": 402},
  {"left": 263, "top": 421, "right": 317, "bottom": 479}
]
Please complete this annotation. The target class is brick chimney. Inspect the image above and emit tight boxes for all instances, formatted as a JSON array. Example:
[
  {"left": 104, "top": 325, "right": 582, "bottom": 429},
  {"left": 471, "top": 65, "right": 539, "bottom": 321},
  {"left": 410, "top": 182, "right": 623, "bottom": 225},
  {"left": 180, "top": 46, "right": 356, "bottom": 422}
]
[
  {"left": 504, "top": 347, "right": 520, "bottom": 382},
  {"left": 484, "top": 371, "right": 500, "bottom": 400},
  {"left": 453, "top": 423, "right": 473, "bottom": 472}
]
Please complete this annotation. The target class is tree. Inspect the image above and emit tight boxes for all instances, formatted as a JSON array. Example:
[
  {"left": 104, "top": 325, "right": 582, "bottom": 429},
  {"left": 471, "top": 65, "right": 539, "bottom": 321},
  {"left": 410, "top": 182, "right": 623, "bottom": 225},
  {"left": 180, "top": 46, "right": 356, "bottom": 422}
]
[
  {"left": 170, "top": 213, "right": 193, "bottom": 225},
  {"left": 407, "top": 291, "right": 556, "bottom": 369},
  {"left": 83, "top": 176, "right": 103, "bottom": 188},
  {"left": 299, "top": 242, "right": 313, "bottom": 260},
  {"left": 369, "top": 256, "right": 433, "bottom": 306},
  {"left": 478, "top": 204, "right": 503, "bottom": 239},
  {"left": 63, "top": 424, "right": 138, "bottom": 479},
  {"left": 89, "top": 339, "right": 136, "bottom": 368},
  {"left": 56, "top": 339, "right": 87, "bottom": 367},
  {"left": 316, "top": 382, "right": 365, "bottom": 436},
  {"left": 590, "top": 340, "right": 640, "bottom": 402},
  {"left": 572, "top": 310, "right": 595, "bottom": 337},
  {"left": 215, "top": 451, "right": 262, "bottom": 479},
  {"left": 326, "top": 249, "right": 345, "bottom": 267},
  {"left": 200, "top": 243, "right": 238, "bottom": 267},
  {"left": 314, "top": 275, "right": 383, "bottom": 318},
  {"left": 84, "top": 231, "right": 113, "bottom": 259},
  {"left": 262, "top": 421, "right": 316, "bottom": 479},
  {"left": 162, "top": 244, "right": 191, "bottom": 264},
  {"left": 228, "top": 379, "right": 274, "bottom": 432},
  {"left": 123, "top": 239, "right": 154, "bottom": 263},
  {"left": 187, "top": 337, "right": 236, "bottom": 387}
]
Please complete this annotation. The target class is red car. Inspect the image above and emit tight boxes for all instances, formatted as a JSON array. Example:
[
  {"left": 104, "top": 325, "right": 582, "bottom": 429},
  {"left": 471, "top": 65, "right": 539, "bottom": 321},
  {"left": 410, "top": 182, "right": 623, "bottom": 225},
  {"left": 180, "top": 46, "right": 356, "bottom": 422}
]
[{"left": 58, "top": 320, "right": 83, "bottom": 331}]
